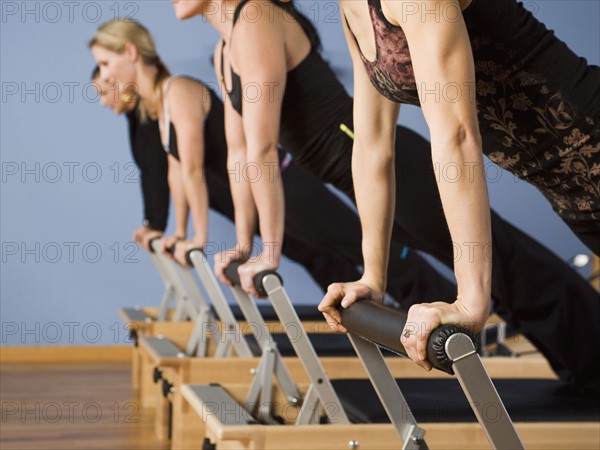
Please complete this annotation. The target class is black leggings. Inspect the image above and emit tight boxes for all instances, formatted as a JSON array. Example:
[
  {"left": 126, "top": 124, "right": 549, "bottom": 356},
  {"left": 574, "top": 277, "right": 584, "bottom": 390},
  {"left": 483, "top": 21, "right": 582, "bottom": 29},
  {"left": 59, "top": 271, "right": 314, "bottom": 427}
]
[{"left": 562, "top": 217, "right": 600, "bottom": 256}]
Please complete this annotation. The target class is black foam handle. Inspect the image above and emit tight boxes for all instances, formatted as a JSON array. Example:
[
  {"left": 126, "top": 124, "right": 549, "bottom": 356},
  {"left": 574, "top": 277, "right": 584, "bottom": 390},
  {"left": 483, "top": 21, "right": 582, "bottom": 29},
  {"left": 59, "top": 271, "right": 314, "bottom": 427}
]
[
  {"left": 223, "top": 260, "right": 283, "bottom": 297},
  {"left": 148, "top": 237, "right": 162, "bottom": 254},
  {"left": 340, "top": 301, "right": 476, "bottom": 374},
  {"left": 185, "top": 248, "right": 204, "bottom": 267}
]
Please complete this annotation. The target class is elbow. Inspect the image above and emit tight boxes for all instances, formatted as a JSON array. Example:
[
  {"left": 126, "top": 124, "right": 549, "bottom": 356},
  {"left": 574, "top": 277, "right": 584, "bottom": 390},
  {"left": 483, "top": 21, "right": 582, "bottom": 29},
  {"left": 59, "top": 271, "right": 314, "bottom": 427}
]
[
  {"left": 182, "top": 164, "right": 204, "bottom": 181},
  {"left": 433, "top": 124, "right": 483, "bottom": 161},
  {"left": 246, "top": 140, "right": 279, "bottom": 162},
  {"left": 353, "top": 138, "right": 394, "bottom": 168}
]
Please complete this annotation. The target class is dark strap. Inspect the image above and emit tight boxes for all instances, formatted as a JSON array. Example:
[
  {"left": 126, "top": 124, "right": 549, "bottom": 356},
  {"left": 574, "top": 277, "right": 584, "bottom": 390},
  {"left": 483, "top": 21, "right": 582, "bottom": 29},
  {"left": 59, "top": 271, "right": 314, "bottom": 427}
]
[{"left": 233, "top": 0, "right": 251, "bottom": 24}]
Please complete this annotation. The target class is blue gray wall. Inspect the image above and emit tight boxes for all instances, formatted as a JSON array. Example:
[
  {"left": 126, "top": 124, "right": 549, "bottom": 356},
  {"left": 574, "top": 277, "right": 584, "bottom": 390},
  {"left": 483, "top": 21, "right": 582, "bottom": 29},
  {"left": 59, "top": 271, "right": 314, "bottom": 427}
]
[{"left": 1, "top": 1, "right": 598, "bottom": 345}]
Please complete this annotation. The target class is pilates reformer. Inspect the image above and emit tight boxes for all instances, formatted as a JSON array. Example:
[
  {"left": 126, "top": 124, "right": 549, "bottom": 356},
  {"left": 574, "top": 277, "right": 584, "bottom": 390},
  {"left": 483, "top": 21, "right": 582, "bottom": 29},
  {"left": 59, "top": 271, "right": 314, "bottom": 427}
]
[
  {"left": 118, "top": 237, "right": 202, "bottom": 395},
  {"left": 139, "top": 247, "right": 338, "bottom": 442},
  {"left": 152, "top": 250, "right": 376, "bottom": 447},
  {"left": 118, "top": 237, "right": 199, "bottom": 333},
  {"left": 182, "top": 268, "right": 599, "bottom": 450}
]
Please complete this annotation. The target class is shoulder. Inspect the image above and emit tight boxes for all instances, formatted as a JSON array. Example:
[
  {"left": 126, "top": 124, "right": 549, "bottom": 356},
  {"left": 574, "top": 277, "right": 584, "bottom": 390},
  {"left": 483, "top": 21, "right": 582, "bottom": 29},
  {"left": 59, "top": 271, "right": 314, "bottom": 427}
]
[
  {"left": 165, "top": 77, "right": 209, "bottom": 121},
  {"left": 234, "top": 0, "right": 284, "bottom": 37}
]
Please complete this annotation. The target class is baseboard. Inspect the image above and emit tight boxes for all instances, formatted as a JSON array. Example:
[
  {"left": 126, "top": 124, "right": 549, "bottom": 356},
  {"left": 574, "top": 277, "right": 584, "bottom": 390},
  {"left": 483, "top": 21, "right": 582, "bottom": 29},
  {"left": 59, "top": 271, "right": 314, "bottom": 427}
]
[{"left": 0, "top": 345, "right": 132, "bottom": 363}]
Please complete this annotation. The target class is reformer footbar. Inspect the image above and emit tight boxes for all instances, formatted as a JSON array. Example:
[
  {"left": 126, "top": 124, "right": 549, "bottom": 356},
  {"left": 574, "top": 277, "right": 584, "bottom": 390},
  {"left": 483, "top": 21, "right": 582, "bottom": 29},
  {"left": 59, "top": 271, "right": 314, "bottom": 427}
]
[
  {"left": 119, "top": 237, "right": 190, "bottom": 330},
  {"left": 184, "top": 264, "right": 350, "bottom": 433},
  {"left": 189, "top": 268, "right": 532, "bottom": 450},
  {"left": 340, "top": 301, "right": 524, "bottom": 450},
  {"left": 185, "top": 251, "right": 302, "bottom": 424},
  {"left": 175, "top": 254, "right": 304, "bottom": 423}
]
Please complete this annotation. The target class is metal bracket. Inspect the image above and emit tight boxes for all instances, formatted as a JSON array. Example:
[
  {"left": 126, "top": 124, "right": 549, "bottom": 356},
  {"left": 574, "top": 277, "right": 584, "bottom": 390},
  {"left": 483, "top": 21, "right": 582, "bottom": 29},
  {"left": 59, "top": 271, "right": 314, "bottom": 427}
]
[
  {"left": 446, "top": 333, "right": 524, "bottom": 450},
  {"left": 348, "top": 333, "right": 428, "bottom": 450}
]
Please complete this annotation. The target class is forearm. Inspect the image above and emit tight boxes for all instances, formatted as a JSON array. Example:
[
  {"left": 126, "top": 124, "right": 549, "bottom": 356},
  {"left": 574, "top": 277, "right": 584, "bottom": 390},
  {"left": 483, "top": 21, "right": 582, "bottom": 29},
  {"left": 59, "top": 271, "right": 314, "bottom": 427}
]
[
  {"left": 181, "top": 167, "right": 209, "bottom": 244},
  {"left": 431, "top": 131, "right": 492, "bottom": 314},
  {"left": 168, "top": 166, "right": 189, "bottom": 238},
  {"left": 352, "top": 140, "right": 395, "bottom": 292},
  {"left": 247, "top": 143, "right": 284, "bottom": 265},
  {"left": 227, "top": 148, "right": 258, "bottom": 254}
]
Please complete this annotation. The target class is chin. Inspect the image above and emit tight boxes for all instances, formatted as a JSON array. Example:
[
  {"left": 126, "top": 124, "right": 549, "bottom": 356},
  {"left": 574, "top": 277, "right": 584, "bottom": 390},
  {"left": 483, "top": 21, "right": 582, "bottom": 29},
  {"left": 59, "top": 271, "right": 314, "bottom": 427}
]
[
  {"left": 173, "top": 1, "right": 201, "bottom": 20},
  {"left": 175, "top": 9, "right": 195, "bottom": 20}
]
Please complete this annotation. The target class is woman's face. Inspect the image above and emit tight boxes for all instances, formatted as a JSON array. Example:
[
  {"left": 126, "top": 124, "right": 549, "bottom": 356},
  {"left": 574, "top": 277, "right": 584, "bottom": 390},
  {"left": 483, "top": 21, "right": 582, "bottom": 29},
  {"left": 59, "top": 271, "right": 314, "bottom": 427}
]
[
  {"left": 95, "top": 77, "right": 136, "bottom": 115},
  {"left": 172, "top": 0, "right": 204, "bottom": 20},
  {"left": 91, "top": 45, "right": 137, "bottom": 90}
]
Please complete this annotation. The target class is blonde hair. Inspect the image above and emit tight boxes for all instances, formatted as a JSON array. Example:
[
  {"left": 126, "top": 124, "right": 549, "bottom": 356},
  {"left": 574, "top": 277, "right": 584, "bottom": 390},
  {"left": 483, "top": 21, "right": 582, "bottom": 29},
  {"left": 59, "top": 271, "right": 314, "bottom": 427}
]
[{"left": 89, "top": 20, "right": 169, "bottom": 122}]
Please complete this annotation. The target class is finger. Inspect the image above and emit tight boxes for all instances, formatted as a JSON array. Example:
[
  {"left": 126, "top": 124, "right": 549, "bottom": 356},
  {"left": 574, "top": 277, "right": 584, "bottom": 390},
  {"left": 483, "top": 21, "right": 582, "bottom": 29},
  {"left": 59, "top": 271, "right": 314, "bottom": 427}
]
[
  {"left": 318, "top": 284, "right": 344, "bottom": 313},
  {"left": 415, "top": 333, "right": 432, "bottom": 371},
  {"left": 241, "top": 271, "right": 257, "bottom": 298},
  {"left": 322, "top": 312, "right": 347, "bottom": 333},
  {"left": 341, "top": 288, "right": 361, "bottom": 308}
]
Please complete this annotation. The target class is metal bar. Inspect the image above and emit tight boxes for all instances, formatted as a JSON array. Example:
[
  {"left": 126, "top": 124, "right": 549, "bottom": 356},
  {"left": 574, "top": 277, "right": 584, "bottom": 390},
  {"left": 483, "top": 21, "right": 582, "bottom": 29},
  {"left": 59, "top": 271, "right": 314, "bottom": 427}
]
[
  {"left": 295, "top": 384, "right": 320, "bottom": 425},
  {"left": 157, "top": 257, "right": 199, "bottom": 322},
  {"left": 262, "top": 274, "right": 350, "bottom": 424},
  {"left": 156, "top": 284, "right": 175, "bottom": 322},
  {"left": 175, "top": 266, "right": 210, "bottom": 318},
  {"left": 446, "top": 334, "right": 524, "bottom": 450},
  {"left": 258, "top": 346, "right": 276, "bottom": 422},
  {"left": 147, "top": 250, "right": 176, "bottom": 321},
  {"left": 229, "top": 284, "right": 302, "bottom": 403},
  {"left": 189, "top": 251, "right": 253, "bottom": 358},
  {"left": 246, "top": 349, "right": 268, "bottom": 407},
  {"left": 348, "top": 334, "right": 428, "bottom": 450}
]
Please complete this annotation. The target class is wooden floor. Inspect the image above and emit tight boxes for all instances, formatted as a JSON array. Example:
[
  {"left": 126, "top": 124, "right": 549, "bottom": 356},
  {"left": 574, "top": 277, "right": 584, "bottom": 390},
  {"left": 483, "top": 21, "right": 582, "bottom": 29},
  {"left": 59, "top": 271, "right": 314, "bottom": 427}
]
[{"left": 0, "top": 362, "right": 167, "bottom": 450}]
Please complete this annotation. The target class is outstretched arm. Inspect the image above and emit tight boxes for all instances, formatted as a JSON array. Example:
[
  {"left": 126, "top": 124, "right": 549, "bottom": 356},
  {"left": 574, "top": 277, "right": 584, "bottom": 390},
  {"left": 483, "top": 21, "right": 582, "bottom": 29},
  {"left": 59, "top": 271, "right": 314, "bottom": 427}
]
[
  {"left": 212, "top": 39, "right": 258, "bottom": 285},
  {"left": 385, "top": 0, "right": 492, "bottom": 351},
  {"left": 226, "top": 8, "right": 287, "bottom": 297},
  {"left": 320, "top": 0, "right": 491, "bottom": 370},
  {"left": 166, "top": 79, "right": 211, "bottom": 265},
  {"left": 162, "top": 153, "right": 188, "bottom": 256},
  {"left": 319, "top": 6, "right": 400, "bottom": 330}
]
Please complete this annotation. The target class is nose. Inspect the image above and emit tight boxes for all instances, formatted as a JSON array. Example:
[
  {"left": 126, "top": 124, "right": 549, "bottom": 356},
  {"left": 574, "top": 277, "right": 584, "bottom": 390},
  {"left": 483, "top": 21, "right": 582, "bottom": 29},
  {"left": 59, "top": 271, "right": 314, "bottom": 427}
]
[{"left": 99, "top": 66, "right": 113, "bottom": 84}]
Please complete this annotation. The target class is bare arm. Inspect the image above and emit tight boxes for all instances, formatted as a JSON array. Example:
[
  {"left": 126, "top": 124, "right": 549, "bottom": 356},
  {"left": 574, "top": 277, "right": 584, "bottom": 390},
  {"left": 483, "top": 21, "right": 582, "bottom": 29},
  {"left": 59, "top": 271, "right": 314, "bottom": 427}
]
[
  {"left": 320, "top": 0, "right": 491, "bottom": 370},
  {"left": 385, "top": 0, "right": 491, "bottom": 364},
  {"left": 319, "top": 5, "right": 400, "bottom": 329},
  {"left": 387, "top": 0, "right": 491, "bottom": 305},
  {"left": 212, "top": 40, "right": 258, "bottom": 285},
  {"left": 166, "top": 80, "right": 210, "bottom": 246},
  {"left": 227, "top": 7, "right": 287, "bottom": 296},
  {"left": 163, "top": 152, "right": 188, "bottom": 256}
]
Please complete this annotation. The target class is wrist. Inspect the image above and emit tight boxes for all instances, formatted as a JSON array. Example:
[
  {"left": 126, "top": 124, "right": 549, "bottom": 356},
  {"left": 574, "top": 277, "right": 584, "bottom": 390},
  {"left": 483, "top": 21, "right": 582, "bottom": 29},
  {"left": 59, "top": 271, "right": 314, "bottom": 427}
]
[
  {"left": 173, "top": 231, "right": 186, "bottom": 240},
  {"left": 190, "top": 235, "right": 207, "bottom": 247},
  {"left": 359, "top": 272, "right": 386, "bottom": 296}
]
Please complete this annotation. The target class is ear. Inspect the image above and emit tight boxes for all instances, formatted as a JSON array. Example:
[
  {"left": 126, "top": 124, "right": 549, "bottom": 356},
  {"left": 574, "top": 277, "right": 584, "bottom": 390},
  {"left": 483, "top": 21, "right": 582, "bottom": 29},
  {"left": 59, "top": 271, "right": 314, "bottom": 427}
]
[{"left": 124, "top": 42, "right": 139, "bottom": 62}]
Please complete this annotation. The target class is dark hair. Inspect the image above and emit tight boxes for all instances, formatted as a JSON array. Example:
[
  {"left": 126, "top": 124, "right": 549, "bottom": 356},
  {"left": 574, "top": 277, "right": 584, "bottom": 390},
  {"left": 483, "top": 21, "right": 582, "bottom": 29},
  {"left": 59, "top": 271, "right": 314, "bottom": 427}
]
[
  {"left": 91, "top": 65, "right": 100, "bottom": 81},
  {"left": 273, "top": 0, "right": 322, "bottom": 52}
]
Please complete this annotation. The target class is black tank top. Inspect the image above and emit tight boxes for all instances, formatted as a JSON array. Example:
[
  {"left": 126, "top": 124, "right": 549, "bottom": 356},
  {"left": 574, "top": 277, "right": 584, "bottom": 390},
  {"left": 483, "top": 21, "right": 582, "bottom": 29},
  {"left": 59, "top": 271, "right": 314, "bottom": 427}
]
[
  {"left": 223, "top": 0, "right": 356, "bottom": 191},
  {"left": 161, "top": 77, "right": 229, "bottom": 183},
  {"left": 346, "top": 0, "right": 600, "bottom": 221}
]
